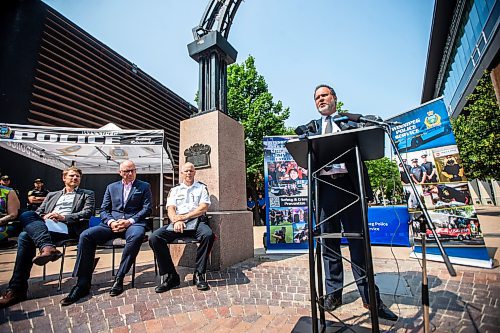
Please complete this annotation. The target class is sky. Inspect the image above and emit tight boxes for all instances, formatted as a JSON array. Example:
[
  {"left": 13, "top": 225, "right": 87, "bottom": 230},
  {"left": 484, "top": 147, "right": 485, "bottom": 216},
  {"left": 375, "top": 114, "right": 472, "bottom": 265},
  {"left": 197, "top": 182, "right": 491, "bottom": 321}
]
[{"left": 42, "top": 0, "right": 435, "bottom": 128}]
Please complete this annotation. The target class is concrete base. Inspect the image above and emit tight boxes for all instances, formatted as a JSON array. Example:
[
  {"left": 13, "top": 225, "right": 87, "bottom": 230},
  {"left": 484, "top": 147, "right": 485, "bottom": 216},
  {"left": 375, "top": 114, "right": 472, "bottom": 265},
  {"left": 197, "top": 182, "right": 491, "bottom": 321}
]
[
  {"left": 179, "top": 111, "right": 247, "bottom": 211},
  {"left": 174, "top": 111, "right": 254, "bottom": 270},
  {"left": 169, "top": 211, "right": 253, "bottom": 271}
]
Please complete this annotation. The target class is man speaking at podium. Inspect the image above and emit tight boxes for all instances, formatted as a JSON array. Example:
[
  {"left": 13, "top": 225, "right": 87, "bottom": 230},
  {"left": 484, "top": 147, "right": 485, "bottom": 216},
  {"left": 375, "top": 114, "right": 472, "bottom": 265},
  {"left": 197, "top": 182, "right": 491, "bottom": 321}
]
[{"left": 308, "top": 84, "right": 397, "bottom": 321}]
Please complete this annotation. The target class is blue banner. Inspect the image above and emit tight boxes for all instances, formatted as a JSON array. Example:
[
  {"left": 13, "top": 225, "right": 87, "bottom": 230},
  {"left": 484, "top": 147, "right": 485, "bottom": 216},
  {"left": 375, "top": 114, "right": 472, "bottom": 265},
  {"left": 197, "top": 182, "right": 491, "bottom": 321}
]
[
  {"left": 264, "top": 136, "right": 309, "bottom": 253},
  {"left": 263, "top": 137, "right": 411, "bottom": 253},
  {"left": 388, "top": 98, "right": 493, "bottom": 268},
  {"left": 367, "top": 206, "right": 410, "bottom": 246},
  {"left": 391, "top": 99, "right": 455, "bottom": 153}
]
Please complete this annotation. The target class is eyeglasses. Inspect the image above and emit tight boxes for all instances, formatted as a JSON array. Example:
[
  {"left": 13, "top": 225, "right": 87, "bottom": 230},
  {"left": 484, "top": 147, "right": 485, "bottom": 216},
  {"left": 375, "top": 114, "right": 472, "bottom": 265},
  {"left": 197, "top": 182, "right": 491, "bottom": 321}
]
[{"left": 120, "top": 169, "right": 136, "bottom": 174}]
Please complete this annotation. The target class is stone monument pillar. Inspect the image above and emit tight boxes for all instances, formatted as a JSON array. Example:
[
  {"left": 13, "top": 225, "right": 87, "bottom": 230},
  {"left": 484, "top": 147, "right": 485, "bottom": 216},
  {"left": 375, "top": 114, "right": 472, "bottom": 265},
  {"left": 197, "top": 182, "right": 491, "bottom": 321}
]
[{"left": 170, "top": 111, "right": 254, "bottom": 270}]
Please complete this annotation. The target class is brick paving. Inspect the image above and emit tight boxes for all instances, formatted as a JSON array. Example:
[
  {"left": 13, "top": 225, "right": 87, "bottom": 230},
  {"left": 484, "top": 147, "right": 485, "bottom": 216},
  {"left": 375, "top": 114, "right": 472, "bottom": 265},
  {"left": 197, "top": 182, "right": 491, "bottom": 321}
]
[
  {"left": 0, "top": 206, "right": 499, "bottom": 332},
  {"left": 0, "top": 255, "right": 499, "bottom": 332}
]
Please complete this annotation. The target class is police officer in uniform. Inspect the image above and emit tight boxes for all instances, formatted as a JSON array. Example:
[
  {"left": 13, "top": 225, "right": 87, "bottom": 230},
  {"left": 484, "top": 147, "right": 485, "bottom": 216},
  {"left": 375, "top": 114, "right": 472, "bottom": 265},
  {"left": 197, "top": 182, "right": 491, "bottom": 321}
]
[
  {"left": 149, "top": 162, "right": 215, "bottom": 292},
  {"left": 27, "top": 179, "right": 49, "bottom": 211},
  {"left": 410, "top": 158, "right": 427, "bottom": 184}
]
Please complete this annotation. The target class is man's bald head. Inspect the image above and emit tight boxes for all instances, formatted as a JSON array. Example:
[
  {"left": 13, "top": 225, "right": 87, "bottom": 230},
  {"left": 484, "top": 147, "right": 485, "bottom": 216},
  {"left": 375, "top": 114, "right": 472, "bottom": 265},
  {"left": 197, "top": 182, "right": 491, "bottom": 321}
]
[
  {"left": 119, "top": 160, "right": 137, "bottom": 183},
  {"left": 181, "top": 162, "right": 196, "bottom": 186}
]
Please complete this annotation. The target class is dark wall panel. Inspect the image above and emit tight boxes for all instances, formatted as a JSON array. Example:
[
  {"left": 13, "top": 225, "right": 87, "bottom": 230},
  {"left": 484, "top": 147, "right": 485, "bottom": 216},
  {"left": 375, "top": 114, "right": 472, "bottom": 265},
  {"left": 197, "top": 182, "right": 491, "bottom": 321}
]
[
  {"left": 0, "top": 0, "right": 197, "bottom": 215},
  {"left": 0, "top": 0, "right": 47, "bottom": 123}
]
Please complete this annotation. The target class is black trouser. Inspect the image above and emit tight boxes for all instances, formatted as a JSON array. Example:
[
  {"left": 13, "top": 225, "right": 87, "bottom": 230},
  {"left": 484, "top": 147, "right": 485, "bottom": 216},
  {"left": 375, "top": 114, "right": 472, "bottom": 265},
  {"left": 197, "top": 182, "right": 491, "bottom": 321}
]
[
  {"left": 149, "top": 223, "right": 215, "bottom": 275},
  {"left": 73, "top": 223, "right": 146, "bottom": 286},
  {"left": 317, "top": 175, "right": 380, "bottom": 304}
]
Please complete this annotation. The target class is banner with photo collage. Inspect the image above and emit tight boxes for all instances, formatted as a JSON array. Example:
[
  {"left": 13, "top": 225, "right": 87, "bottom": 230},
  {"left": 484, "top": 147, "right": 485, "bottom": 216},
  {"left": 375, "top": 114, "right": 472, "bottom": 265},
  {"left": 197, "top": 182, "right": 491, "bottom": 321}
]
[
  {"left": 263, "top": 136, "right": 411, "bottom": 253},
  {"left": 388, "top": 97, "right": 493, "bottom": 268},
  {"left": 263, "top": 136, "right": 309, "bottom": 253}
]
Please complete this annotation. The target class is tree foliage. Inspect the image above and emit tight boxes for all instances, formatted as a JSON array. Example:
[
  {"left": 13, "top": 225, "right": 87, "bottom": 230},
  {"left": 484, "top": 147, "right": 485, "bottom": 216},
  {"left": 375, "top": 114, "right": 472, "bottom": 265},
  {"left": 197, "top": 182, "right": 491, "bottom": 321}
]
[
  {"left": 451, "top": 71, "right": 500, "bottom": 180},
  {"left": 365, "top": 157, "right": 403, "bottom": 203},
  {"left": 227, "top": 56, "right": 293, "bottom": 191},
  {"left": 337, "top": 101, "right": 349, "bottom": 113}
]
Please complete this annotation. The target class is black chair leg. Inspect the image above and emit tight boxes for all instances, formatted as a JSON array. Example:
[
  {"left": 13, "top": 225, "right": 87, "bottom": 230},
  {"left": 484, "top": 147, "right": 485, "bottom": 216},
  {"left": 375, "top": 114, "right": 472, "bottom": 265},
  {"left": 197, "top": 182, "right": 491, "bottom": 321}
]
[
  {"left": 112, "top": 246, "right": 115, "bottom": 276},
  {"left": 132, "top": 261, "right": 136, "bottom": 288},
  {"left": 43, "top": 264, "right": 46, "bottom": 281},
  {"left": 58, "top": 244, "right": 67, "bottom": 291},
  {"left": 154, "top": 252, "right": 158, "bottom": 276}
]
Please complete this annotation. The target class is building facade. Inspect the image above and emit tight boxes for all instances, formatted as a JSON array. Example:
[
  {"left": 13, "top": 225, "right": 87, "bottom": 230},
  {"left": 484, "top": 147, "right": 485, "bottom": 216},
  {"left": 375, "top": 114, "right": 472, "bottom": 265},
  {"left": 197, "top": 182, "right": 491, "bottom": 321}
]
[
  {"left": 421, "top": 0, "right": 499, "bottom": 206},
  {"left": 421, "top": 0, "right": 499, "bottom": 117},
  {"left": 0, "top": 0, "right": 197, "bottom": 211}
]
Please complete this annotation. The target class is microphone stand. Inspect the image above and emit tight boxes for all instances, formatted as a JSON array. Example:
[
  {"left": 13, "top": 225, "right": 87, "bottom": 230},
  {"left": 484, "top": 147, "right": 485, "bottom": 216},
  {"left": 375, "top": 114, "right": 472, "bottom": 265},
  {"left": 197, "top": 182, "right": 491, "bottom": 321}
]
[{"left": 373, "top": 120, "right": 456, "bottom": 333}]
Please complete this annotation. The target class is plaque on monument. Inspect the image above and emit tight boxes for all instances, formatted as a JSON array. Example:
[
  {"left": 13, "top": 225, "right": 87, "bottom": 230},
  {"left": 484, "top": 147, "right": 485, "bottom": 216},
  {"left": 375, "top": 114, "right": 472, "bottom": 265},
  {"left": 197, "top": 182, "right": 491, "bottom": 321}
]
[{"left": 184, "top": 143, "right": 211, "bottom": 168}]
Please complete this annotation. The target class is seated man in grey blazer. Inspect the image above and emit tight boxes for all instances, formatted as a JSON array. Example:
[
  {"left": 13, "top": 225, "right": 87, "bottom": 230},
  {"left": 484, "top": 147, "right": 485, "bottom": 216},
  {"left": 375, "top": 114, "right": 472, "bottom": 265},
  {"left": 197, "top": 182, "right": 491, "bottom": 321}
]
[{"left": 0, "top": 166, "right": 95, "bottom": 308}]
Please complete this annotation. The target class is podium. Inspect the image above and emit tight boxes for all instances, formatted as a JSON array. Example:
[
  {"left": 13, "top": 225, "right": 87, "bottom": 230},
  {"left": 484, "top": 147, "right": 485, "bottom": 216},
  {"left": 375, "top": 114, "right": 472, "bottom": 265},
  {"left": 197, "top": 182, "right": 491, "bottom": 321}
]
[{"left": 286, "top": 126, "right": 385, "bottom": 333}]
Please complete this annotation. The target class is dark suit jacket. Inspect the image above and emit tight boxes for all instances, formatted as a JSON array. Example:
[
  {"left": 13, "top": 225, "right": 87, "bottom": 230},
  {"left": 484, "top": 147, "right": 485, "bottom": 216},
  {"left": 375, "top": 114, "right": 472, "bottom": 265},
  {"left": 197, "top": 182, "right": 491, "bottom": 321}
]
[
  {"left": 36, "top": 188, "right": 96, "bottom": 236},
  {"left": 311, "top": 113, "right": 374, "bottom": 201},
  {"left": 100, "top": 179, "right": 152, "bottom": 226}
]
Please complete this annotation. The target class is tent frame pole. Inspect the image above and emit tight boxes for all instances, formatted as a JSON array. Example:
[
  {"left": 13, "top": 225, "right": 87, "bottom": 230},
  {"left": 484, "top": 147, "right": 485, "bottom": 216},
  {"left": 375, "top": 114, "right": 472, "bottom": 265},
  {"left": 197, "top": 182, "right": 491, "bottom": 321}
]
[{"left": 160, "top": 141, "right": 164, "bottom": 227}]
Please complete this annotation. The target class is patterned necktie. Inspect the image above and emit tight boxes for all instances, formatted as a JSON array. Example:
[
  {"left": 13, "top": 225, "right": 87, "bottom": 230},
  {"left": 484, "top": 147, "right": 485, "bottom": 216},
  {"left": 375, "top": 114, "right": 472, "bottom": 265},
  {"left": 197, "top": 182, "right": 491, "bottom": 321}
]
[{"left": 325, "top": 116, "right": 333, "bottom": 134}]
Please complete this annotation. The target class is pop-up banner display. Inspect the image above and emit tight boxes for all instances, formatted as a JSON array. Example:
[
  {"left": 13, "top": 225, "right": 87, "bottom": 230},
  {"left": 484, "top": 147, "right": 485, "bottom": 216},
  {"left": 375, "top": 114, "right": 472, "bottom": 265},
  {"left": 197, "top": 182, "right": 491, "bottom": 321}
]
[
  {"left": 388, "top": 98, "right": 493, "bottom": 268},
  {"left": 263, "top": 136, "right": 411, "bottom": 253},
  {"left": 264, "top": 136, "right": 310, "bottom": 253}
]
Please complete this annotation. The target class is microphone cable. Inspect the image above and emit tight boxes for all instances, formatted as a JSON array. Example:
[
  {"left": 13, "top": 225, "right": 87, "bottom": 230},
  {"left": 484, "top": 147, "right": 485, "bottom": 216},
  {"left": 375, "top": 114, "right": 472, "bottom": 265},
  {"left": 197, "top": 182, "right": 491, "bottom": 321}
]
[
  {"left": 384, "top": 149, "right": 438, "bottom": 332},
  {"left": 382, "top": 147, "right": 406, "bottom": 332},
  {"left": 384, "top": 169, "right": 402, "bottom": 332}
]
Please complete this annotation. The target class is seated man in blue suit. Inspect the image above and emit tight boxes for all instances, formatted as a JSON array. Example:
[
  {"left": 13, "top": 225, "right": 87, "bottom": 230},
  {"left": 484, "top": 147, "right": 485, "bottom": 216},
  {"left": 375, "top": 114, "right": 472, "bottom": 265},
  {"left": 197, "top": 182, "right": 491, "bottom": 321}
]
[{"left": 61, "top": 160, "right": 152, "bottom": 306}]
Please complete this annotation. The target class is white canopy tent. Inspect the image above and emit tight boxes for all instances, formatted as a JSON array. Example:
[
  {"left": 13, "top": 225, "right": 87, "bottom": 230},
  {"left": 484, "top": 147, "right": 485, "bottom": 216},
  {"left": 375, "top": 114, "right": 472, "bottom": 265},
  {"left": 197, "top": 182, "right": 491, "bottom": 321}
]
[{"left": 0, "top": 122, "right": 174, "bottom": 221}]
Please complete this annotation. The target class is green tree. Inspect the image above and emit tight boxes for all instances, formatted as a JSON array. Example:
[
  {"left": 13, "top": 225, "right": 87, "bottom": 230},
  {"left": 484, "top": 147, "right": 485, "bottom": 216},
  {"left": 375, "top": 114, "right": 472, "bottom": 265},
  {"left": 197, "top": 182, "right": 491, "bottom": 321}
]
[
  {"left": 451, "top": 71, "right": 500, "bottom": 180},
  {"left": 227, "top": 56, "right": 293, "bottom": 222},
  {"left": 337, "top": 100, "right": 349, "bottom": 113},
  {"left": 365, "top": 157, "right": 403, "bottom": 204}
]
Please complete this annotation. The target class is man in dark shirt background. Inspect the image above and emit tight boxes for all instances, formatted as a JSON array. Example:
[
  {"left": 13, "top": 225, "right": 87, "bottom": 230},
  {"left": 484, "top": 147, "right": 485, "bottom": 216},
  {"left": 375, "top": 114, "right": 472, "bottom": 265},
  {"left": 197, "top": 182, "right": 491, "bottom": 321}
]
[
  {"left": 257, "top": 193, "right": 266, "bottom": 225},
  {"left": 421, "top": 154, "right": 438, "bottom": 183},
  {"left": 27, "top": 179, "right": 49, "bottom": 211}
]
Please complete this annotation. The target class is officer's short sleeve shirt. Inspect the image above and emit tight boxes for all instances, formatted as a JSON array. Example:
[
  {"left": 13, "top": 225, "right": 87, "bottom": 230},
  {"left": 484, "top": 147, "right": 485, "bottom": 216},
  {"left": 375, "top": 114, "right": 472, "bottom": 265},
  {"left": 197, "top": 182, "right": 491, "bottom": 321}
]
[{"left": 166, "top": 181, "right": 210, "bottom": 215}]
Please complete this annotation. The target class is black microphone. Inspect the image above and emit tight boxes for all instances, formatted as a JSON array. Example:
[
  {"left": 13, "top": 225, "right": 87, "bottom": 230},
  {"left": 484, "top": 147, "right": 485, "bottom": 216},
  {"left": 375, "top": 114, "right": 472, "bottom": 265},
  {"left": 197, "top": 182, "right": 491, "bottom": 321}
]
[
  {"left": 295, "top": 120, "right": 318, "bottom": 136},
  {"left": 342, "top": 113, "right": 401, "bottom": 126},
  {"left": 295, "top": 125, "right": 308, "bottom": 136},
  {"left": 306, "top": 120, "right": 318, "bottom": 133}
]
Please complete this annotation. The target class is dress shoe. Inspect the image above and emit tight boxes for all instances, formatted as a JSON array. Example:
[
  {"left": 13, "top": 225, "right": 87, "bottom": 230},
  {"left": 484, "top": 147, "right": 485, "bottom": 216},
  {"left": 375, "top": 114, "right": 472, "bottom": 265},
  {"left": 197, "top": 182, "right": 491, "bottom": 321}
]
[
  {"left": 155, "top": 273, "right": 180, "bottom": 293},
  {"left": 324, "top": 294, "right": 342, "bottom": 311},
  {"left": 363, "top": 302, "right": 398, "bottom": 321},
  {"left": 193, "top": 271, "right": 209, "bottom": 291},
  {"left": 32, "top": 246, "right": 62, "bottom": 266},
  {"left": 109, "top": 276, "right": 124, "bottom": 297},
  {"left": 0, "top": 289, "right": 27, "bottom": 308},
  {"left": 60, "top": 285, "right": 90, "bottom": 306}
]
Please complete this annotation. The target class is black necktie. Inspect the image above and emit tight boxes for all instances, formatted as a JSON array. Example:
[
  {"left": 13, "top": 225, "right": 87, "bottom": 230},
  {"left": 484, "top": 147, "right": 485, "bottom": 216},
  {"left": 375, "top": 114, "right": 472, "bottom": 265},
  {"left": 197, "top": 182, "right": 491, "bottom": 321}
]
[{"left": 325, "top": 116, "right": 332, "bottom": 134}]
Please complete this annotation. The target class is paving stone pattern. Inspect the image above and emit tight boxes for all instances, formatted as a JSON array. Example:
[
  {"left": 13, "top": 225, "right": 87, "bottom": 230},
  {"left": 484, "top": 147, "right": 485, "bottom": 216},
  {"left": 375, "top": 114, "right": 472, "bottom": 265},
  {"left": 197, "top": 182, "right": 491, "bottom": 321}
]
[{"left": 0, "top": 253, "right": 499, "bottom": 333}]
